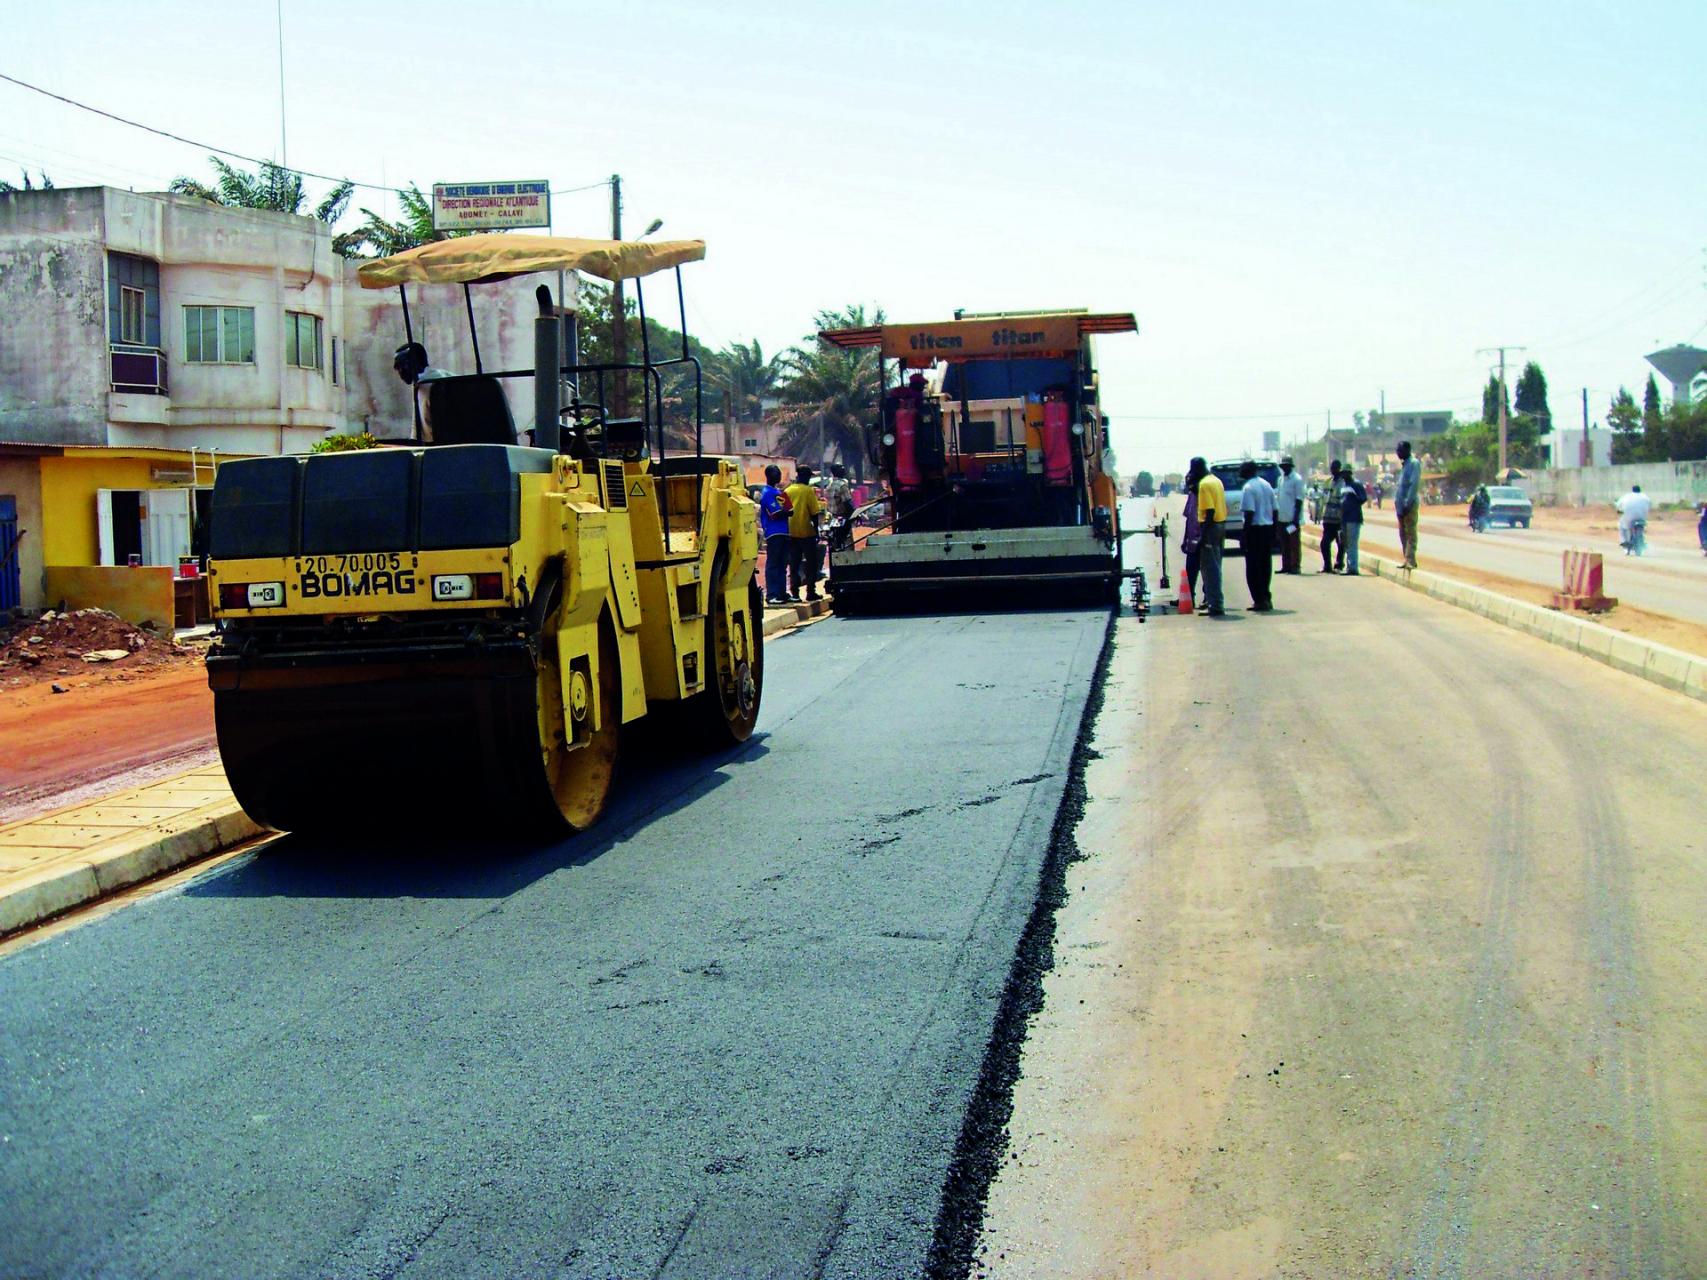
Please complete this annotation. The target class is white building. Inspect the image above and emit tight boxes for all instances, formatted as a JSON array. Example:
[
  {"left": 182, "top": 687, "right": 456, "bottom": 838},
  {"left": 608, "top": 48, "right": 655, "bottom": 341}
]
[
  {"left": 0, "top": 186, "right": 553, "bottom": 617},
  {"left": 1541, "top": 427, "right": 1613, "bottom": 469},
  {"left": 0, "top": 185, "right": 544, "bottom": 456}
]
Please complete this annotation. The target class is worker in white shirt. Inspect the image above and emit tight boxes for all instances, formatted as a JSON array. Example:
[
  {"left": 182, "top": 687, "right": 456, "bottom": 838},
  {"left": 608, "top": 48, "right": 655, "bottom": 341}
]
[
  {"left": 1615, "top": 484, "right": 1652, "bottom": 554},
  {"left": 1274, "top": 456, "right": 1307, "bottom": 574}
]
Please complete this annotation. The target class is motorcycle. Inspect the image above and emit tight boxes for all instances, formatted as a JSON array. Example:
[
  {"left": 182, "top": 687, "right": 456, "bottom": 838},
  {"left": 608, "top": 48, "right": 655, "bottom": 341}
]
[{"left": 1622, "top": 518, "right": 1647, "bottom": 556}]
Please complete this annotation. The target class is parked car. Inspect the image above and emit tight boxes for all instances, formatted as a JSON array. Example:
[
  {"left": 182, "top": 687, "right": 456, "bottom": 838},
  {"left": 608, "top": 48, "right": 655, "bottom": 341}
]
[
  {"left": 1209, "top": 459, "right": 1283, "bottom": 555},
  {"left": 1485, "top": 485, "right": 1533, "bottom": 528}
]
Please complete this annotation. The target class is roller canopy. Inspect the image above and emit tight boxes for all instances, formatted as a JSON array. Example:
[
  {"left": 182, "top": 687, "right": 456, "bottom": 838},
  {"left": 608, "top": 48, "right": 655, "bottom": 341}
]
[
  {"left": 820, "top": 312, "right": 1137, "bottom": 363},
  {"left": 357, "top": 234, "right": 706, "bottom": 288}
]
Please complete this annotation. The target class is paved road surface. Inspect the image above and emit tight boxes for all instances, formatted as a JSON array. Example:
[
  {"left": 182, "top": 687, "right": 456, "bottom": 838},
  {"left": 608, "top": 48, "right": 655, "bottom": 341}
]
[
  {"left": 1359, "top": 511, "right": 1707, "bottom": 624},
  {"left": 981, "top": 504, "right": 1707, "bottom": 1277},
  {"left": 0, "top": 609, "right": 1107, "bottom": 1278}
]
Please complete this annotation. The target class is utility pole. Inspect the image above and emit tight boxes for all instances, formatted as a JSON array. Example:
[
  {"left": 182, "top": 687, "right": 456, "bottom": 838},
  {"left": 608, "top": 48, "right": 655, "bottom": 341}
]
[
  {"left": 1581, "top": 387, "right": 1590, "bottom": 467},
  {"left": 610, "top": 174, "right": 625, "bottom": 416},
  {"left": 1478, "top": 345, "right": 1524, "bottom": 478}
]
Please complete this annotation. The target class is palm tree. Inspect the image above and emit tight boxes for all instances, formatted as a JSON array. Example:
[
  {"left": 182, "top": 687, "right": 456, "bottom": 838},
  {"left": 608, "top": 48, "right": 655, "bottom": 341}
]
[
  {"left": 714, "top": 339, "right": 785, "bottom": 422},
  {"left": 773, "top": 304, "right": 888, "bottom": 480},
  {"left": 331, "top": 183, "right": 471, "bottom": 258},
  {"left": 169, "top": 156, "right": 352, "bottom": 224},
  {"left": 0, "top": 170, "right": 53, "bottom": 194}
]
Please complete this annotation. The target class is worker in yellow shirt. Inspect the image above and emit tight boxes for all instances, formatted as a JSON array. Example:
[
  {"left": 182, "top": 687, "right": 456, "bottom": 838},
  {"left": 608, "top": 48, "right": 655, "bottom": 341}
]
[
  {"left": 1194, "top": 456, "right": 1227, "bottom": 616},
  {"left": 784, "top": 465, "right": 825, "bottom": 602}
]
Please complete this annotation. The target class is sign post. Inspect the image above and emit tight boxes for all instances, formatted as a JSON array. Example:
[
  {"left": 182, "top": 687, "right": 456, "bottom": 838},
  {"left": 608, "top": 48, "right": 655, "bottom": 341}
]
[{"left": 431, "top": 180, "right": 551, "bottom": 232}]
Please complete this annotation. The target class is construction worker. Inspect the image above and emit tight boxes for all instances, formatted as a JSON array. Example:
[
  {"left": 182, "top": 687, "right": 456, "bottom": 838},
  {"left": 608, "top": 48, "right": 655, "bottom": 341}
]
[
  {"left": 1194, "top": 455, "right": 1227, "bottom": 617},
  {"left": 759, "top": 464, "right": 792, "bottom": 605},
  {"left": 785, "top": 465, "right": 824, "bottom": 601}
]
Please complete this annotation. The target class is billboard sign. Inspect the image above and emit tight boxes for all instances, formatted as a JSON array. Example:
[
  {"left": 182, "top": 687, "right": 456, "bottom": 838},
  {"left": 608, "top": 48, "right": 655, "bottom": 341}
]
[
  {"left": 1262, "top": 430, "right": 1281, "bottom": 453},
  {"left": 431, "top": 180, "right": 551, "bottom": 232}
]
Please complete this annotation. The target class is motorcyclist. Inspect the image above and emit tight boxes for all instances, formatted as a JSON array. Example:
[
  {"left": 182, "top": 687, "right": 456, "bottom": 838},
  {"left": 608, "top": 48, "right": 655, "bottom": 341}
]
[
  {"left": 1468, "top": 485, "right": 1490, "bottom": 532},
  {"left": 1616, "top": 483, "right": 1652, "bottom": 555}
]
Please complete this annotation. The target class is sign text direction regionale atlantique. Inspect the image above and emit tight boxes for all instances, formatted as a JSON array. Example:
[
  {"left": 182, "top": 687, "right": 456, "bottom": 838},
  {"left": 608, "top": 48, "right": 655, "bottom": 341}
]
[{"left": 431, "top": 181, "right": 551, "bottom": 232}]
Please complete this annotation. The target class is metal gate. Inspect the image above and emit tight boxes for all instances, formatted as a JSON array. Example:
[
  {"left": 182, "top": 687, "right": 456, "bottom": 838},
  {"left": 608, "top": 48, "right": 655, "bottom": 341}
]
[{"left": 0, "top": 495, "right": 20, "bottom": 611}]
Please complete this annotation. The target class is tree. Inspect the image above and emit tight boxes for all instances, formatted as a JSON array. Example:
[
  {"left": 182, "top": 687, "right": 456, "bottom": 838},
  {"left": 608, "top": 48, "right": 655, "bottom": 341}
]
[
  {"left": 1134, "top": 470, "right": 1156, "bottom": 496},
  {"left": 332, "top": 183, "right": 474, "bottom": 258},
  {"left": 714, "top": 339, "right": 785, "bottom": 423},
  {"left": 1642, "top": 373, "right": 1663, "bottom": 432},
  {"left": 772, "top": 304, "right": 888, "bottom": 481},
  {"left": 0, "top": 169, "right": 53, "bottom": 194},
  {"left": 572, "top": 280, "right": 721, "bottom": 450},
  {"left": 169, "top": 157, "right": 352, "bottom": 225},
  {"left": 1513, "top": 361, "right": 1550, "bottom": 424},
  {"left": 1481, "top": 374, "right": 1508, "bottom": 427},
  {"left": 1607, "top": 387, "right": 1642, "bottom": 464}
]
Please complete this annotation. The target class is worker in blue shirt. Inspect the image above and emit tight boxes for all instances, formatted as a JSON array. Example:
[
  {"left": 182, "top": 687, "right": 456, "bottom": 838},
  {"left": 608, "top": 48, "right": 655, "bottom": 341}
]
[{"left": 758, "top": 464, "right": 793, "bottom": 604}]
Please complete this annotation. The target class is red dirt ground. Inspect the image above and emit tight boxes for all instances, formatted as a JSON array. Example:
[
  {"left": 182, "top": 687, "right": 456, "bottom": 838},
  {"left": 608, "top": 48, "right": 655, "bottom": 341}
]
[{"left": 0, "top": 664, "right": 215, "bottom": 824}]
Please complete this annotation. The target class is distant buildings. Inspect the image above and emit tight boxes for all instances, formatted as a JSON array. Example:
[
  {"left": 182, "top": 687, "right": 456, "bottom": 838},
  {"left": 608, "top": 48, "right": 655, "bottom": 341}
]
[{"left": 1369, "top": 409, "right": 1452, "bottom": 437}]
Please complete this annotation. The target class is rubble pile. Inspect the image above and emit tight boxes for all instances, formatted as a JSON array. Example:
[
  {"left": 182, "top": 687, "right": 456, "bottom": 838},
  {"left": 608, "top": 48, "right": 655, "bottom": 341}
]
[{"left": 0, "top": 609, "right": 200, "bottom": 689}]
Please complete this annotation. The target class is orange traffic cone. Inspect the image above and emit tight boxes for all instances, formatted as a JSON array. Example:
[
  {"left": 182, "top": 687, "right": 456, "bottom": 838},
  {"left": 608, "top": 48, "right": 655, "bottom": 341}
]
[{"left": 1177, "top": 574, "right": 1193, "bottom": 614}]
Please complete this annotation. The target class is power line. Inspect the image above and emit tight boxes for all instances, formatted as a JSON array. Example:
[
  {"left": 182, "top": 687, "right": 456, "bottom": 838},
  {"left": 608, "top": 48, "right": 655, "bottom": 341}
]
[{"left": 0, "top": 69, "right": 611, "bottom": 200}]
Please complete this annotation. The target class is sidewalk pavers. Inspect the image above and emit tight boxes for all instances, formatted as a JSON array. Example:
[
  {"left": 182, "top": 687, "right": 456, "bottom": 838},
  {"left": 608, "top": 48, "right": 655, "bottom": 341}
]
[{"left": 0, "top": 764, "right": 261, "bottom": 937}]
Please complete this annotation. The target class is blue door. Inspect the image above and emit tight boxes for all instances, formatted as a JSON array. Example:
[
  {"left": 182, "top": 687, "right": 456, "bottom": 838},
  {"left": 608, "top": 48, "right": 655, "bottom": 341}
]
[{"left": 0, "top": 495, "right": 20, "bottom": 611}]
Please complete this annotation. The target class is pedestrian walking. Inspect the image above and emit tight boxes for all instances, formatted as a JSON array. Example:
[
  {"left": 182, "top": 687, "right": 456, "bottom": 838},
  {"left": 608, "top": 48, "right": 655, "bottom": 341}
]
[
  {"left": 758, "top": 464, "right": 792, "bottom": 605},
  {"left": 1274, "top": 456, "right": 1305, "bottom": 574},
  {"left": 1238, "top": 460, "right": 1276, "bottom": 610},
  {"left": 1181, "top": 458, "right": 1205, "bottom": 607},
  {"left": 785, "top": 464, "right": 824, "bottom": 601},
  {"left": 1194, "top": 456, "right": 1227, "bottom": 616},
  {"left": 1395, "top": 441, "right": 1421, "bottom": 568},
  {"left": 1339, "top": 470, "right": 1367, "bottom": 574},
  {"left": 1320, "top": 461, "right": 1345, "bottom": 573}
]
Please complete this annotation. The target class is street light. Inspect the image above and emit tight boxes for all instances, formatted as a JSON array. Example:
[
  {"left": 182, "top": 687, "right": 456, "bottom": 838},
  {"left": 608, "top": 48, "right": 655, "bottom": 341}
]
[{"left": 640, "top": 218, "right": 663, "bottom": 239}]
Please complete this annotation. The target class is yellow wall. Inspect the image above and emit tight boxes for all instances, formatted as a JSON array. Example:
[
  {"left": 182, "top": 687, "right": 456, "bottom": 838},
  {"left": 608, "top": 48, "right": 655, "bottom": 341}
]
[
  {"left": 44, "top": 565, "right": 176, "bottom": 630},
  {"left": 39, "top": 451, "right": 201, "bottom": 566}
]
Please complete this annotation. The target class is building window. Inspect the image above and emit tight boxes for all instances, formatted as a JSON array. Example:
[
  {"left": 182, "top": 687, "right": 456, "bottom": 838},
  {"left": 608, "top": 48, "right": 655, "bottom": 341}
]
[
  {"left": 743, "top": 437, "right": 759, "bottom": 449},
  {"left": 108, "top": 252, "right": 160, "bottom": 347},
  {"left": 330, "top": 337, "right": 340, "bottom": 385},
  {"left": 184, "top": 306, "right": 256, "bottom": 364},
  {"left": 285, "top": 311, "right": 323, "bottom": 371},
  {"left": 119, "top": 287, "right": 146, "bottom": 344}
]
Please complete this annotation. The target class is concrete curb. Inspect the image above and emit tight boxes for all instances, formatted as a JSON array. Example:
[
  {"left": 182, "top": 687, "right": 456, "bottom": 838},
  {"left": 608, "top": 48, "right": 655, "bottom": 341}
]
[
  {"left": 0, "top": 800, "right": 263, "bottom": 937},
  {"left": 762, "top": 597, "right": 830, "bottom": 636},
  {"left": 1303, "top": 529, "right": 1707, "bottom": 704}
]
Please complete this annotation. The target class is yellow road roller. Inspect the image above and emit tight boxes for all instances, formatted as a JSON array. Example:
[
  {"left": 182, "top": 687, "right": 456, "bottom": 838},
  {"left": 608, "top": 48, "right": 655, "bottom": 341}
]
[{"left": 205, "top": 235, "right": 762, "bottom": 835}]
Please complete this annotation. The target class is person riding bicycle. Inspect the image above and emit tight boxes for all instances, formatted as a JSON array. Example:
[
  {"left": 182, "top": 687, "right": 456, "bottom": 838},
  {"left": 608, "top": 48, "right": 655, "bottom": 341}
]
[
  {"left": 1616, "top": 483, "right": 1652, "bottom": 555},
  {"left": 1468, "top": 485, "right": 1491, "bottom": 532}
]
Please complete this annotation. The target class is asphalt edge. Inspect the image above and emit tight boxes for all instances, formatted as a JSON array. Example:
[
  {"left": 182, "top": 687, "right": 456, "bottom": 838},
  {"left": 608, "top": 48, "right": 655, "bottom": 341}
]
[
  {"left": 925, "top": 605, "right": 1119, "bottom": 1280},
  {"left": 1302, "top": 530, "right": 1707, "bottom": 704},
  {"left": 1, "top": 603, "right": 831, "bottom": 940}
]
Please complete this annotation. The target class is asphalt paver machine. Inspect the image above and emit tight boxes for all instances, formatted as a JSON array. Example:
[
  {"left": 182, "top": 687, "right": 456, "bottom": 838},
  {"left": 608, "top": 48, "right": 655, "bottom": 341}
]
[
  {"left": 820, "top": 310, "right": 1135, "bottom": 611},
  {"left": 204, "top": 235, "right": 763, "bottom": 835}
]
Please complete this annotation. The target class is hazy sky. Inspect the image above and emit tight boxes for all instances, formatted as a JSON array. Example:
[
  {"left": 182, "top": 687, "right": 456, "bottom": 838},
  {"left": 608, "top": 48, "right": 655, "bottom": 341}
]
[{"left": 5, "top": 0, "right": 1704, "bottom": 473}]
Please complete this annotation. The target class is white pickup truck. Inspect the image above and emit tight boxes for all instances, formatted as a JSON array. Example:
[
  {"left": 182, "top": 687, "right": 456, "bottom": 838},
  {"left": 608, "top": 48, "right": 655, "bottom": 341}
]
[{"left": 1208, "top": 459, "right": 1282, "bottom": 555}]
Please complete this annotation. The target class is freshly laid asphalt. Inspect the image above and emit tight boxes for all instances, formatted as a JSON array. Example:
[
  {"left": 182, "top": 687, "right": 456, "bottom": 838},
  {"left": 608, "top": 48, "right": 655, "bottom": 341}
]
[{"left": 0, "top": 608, "right": 1107, "bottom": 1279}]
